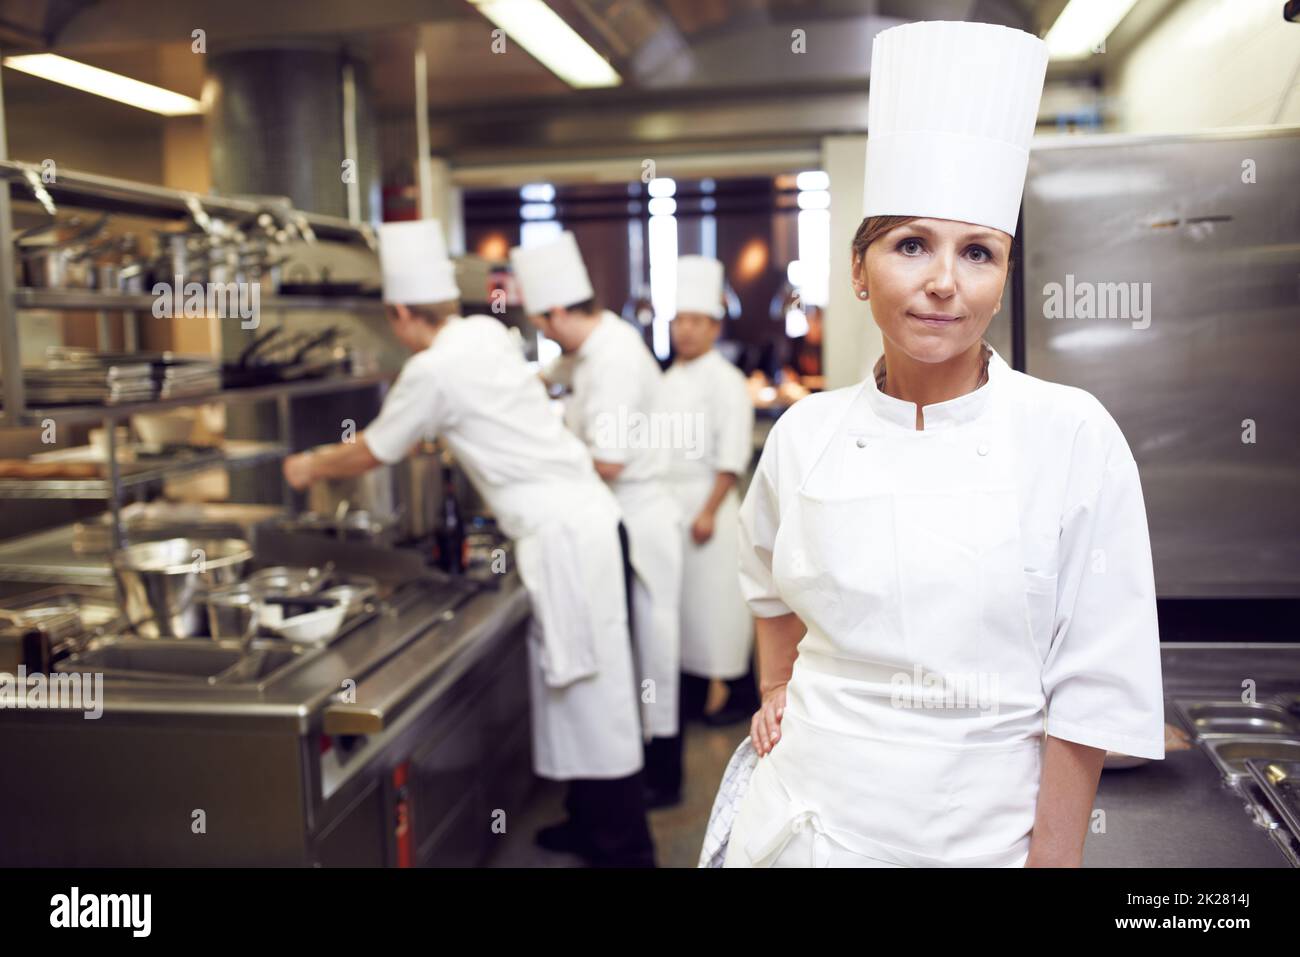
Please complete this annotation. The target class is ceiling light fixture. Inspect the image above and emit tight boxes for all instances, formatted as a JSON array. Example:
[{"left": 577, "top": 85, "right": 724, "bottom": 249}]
[
  {"left": 467, "top": 0, "right": 621, "bottom": 89},
  {"left": 3, "top": 54, "right": 202, "bottom": 116},
  {"left": 1043, "top": 0, "right": 1140, "bottom": 60}
]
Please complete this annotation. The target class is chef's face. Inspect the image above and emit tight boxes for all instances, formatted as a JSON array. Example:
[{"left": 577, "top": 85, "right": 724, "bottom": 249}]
[
  {"left": 526, "top": 307, "right": 582, "bottom": 352},
  {"left": 524, "top": 309, "right": 555, "bottom": 343},
  {"left": 671, "top": 311, "right": 720, "bottom": 360},
  {"left": 852, "top": 218, "right": 1010, "bottom": 365}
]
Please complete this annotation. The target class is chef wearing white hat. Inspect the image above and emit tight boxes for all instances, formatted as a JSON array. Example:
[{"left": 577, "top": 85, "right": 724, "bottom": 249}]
[
  {"left": 660, "top": 255, "right": 758, "bottom": 726},
  {"left": 283, "top": 219, "right": 655, "bottom": 867},
  {"left": 715, "top": 20, "right": 1164, "bottom": 868},
  {"left": 510, "top": 231, "right": 688, "bottom": 810}
]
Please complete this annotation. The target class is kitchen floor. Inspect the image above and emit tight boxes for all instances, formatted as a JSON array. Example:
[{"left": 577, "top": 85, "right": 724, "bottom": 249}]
[{"left": 487, "top": 717, "right": 746, "bottom": 868}]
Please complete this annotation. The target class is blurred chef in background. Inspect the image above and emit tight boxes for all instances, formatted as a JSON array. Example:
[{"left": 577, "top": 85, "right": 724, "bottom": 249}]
[
  {"left": 511, "top": 232, "right": 687, "bottom": 810},
  {"left": 283, "top": 220, "right": 655, "bottom": 867},
  {"left": 662, "top": 255, "right": 759, "bottom": 726}
]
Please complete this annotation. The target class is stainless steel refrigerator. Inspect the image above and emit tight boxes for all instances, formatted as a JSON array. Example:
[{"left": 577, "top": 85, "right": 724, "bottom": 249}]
[{"left": 1019, "top": 127, "right": 1300, "bottom": 599}]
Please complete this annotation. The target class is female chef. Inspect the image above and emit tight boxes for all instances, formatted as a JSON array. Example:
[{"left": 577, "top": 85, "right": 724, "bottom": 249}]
[{"left": 720, "top": 20, "right": 1165, "bottom": 868}]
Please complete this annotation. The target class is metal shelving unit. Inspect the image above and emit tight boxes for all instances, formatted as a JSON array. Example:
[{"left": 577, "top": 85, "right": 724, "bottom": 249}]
[
  {"left": 0, "top": 160, "right": 377, "bottom": 247},
  {"left": 0, "top": 440, "right": 288, "bottom": 499},
  {"left": 12, "top": 372, "right": 389, "bottom": 427},
  {"left": 0, "top": 144, "right": 388, "bottom": 553},
  {"left": 13, "top": 287, "right": 384, "bottom": 315}
]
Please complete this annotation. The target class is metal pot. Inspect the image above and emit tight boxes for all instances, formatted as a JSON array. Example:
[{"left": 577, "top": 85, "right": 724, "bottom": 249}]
[
  {"left": 113, "top": 538, "right": 252, "bottom": 638},
  {"left": 16, "top": 215, "right": 108, "bottom": 289},
  {"left": 245, "top": 565, "right": 326, "bottom": 596},
  {"left": 397, "top": 442, "right": 443, "bottom": 540},
  {"left": 204, "top": 583, "right": 262, "bottom": 642},
  {"left": 306, "top": 466, "right": 397, "bottom": 529}
]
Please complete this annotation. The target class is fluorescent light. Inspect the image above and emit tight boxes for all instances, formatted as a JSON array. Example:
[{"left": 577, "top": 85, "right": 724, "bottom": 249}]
[
  {"left": 520, "top": 183, "right": 556, "bottom": 202},
  {"left": 796, "top": 170, "right": 829, "bottom": 191},
  {"left": 520, "top": 219, "right": 562, "bottom": 247},
  {"left": 796, "top": 189, "right": 830, "bottom": 210},
  {"left": 468, "top": 0, "right": 621, "bottom": 89},
  {"left": 648, "top": 196, "right": 677, "bottom": 217},
  {"left": 520, "top": 202, "right": 556, "bottom": 220},
  {"left": 1044, "top": 0, "right": 1140, "bottom": 60},
  {"left": 647, "top": 177, "right": 676, "bottom": 198},
  {"left": 648, "top": 208, "right": 676, "bottom": 361},
  {"left": 4, "top": 54, "right": 201, "bottom": 116}
]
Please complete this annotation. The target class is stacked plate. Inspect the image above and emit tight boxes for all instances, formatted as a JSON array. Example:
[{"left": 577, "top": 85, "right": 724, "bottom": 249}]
[
  {"left": 155, "top": 357, "right": 221, "bottom": 399},
  {"left": 17, "top": 350, "right": 222, "bottom": 406},
  {"left": 21, "top": 361, "right": 156, "bottom": 406}
]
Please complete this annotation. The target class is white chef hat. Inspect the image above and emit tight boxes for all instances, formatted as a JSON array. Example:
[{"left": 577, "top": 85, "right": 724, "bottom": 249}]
[
  {"left": 378, "top": 219, "right": 459, "bottom": 304},
  {"left": 675, "top": 255, "right": 726, "bottom": 319},
  {"left": 863, "top": 20, "right": 1049, "bottom": 236},
  {"left": 508, "top": 231, "right": 594, "bottom": 315}
]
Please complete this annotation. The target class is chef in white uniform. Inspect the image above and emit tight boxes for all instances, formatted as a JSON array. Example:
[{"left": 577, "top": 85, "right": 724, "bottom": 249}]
[
  {"left": 282, "top": 219, "right": 654, "bottom": 867},
  {"left": 662, "top": 255, "right": 758, "bottom": 724},
  {"left": 510, "top": 232, "right": 687, "bottom": 809},
  {"left": 720, "top": 20, "right": 1165, "bottom": 868}
]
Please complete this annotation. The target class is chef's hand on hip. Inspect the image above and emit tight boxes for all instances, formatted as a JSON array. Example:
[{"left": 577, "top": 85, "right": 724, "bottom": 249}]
[
  {"left": 691, "top": 511, "right": 715, "bottom": 545},
  {"left": 751, "top": 684, "right": 787, "bottom": 757}
]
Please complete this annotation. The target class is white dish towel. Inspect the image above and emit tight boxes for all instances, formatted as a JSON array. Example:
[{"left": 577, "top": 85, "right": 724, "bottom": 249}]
[{"left": 698, "top": 736, "right": 760, "bottom": 868}]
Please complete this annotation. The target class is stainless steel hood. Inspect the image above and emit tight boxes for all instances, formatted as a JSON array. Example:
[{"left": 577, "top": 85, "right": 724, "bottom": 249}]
[{"left": 0, "top": 1, "right": 1178, "bottom": 168}]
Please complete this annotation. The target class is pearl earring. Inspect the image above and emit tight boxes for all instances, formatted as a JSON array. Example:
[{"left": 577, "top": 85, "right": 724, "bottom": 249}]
[{"left": 858, "top": 290, "right": 868, "bottom": 300}]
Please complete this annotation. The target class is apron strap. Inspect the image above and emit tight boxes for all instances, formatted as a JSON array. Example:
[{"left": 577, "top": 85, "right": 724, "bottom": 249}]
[{"left": 745, "top": 804, "right": 834, "bottom": 868}]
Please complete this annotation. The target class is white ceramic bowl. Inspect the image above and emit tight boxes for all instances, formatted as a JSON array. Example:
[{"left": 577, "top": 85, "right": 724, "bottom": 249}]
[{"left": 271, "top": 602, "right": 346, "bottom": 644}]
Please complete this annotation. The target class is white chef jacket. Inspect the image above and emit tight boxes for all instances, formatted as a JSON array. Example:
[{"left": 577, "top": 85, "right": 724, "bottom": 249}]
[
  {"left": 738, "top": 349, "right": 1166, "bottom": 760},
  {"left": 548, "top": 311, "right": 670, "bottom": 483},
  {"left": 662, "top": 348, "right": 757, "bottom": 679},
  {"left": 365, "top": 315, "right": 596, "bottom": 540},
  {"left": 724, "top": 345, "right": 1165, "bottom": 866},
  {"left": 548, "top": 311, "right": 685, "bottom": 738},
  {"left": 364, "top": 314, "right": 644, "bottom": 780},
  {"left": 661, "top": 349, "right": 754, "bottom": 483}
]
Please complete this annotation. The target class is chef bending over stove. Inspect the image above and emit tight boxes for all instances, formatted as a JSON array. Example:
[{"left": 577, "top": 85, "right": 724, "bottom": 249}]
[{"left": 283, "top": 220, "right": 655, "bottom": 868}]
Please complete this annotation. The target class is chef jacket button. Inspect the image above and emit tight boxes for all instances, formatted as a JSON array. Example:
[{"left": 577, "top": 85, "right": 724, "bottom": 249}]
[
  {"left": 977, "top": 442, "right": 990, "bottom": 456},
  {"left": 855, "top": 438, "right": 867, "bottom": 449}
]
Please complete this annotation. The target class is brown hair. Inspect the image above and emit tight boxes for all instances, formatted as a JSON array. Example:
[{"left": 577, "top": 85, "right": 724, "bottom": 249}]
[
  {"left": 405, "top": 300, "right": 461, "bottom": 325},
  {"left": 850, "top": 215, "right": 1016, "bottom": 276}
]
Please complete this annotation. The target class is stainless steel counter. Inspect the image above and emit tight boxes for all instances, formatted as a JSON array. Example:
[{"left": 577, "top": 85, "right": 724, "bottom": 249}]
[
  {"left": 1083, "top": 643, "right": 1300, "bottom": 867},
  {"left": 0, "top": 570, "right": 534, "bottom": 866},
  {"left": 62, "top": 571, "right": 527, "bottom": 728}
]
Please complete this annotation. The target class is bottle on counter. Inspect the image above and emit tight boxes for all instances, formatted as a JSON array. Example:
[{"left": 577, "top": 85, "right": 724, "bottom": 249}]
[{"left": 436, "top": 465, "right": 464, "bottom": 574}]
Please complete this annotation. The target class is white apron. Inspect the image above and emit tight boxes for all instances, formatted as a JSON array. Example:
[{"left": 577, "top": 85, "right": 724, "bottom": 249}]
[
  {"left": 670, "top": 474, "right": 752, "bottom": 680},
  {"left": 723, "top": 371, "right": 1047, "bottom": 867},
  {"left": 512, "top": 490, "right": 644, "bottom": 780},
  {"left": 613, "top": 479, "right": 684, "bottom": 739}
]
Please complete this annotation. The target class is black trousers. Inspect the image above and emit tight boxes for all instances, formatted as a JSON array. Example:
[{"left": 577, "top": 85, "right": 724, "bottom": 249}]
[
  {"left": 563, "top": 774, "right": 656, "bottom": 867},
  {"left": 680, "top": 655, "right": 761, "bottom": 722},
  {"left": 555, "top": 522, "right": 656, "bottom": 867}
]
